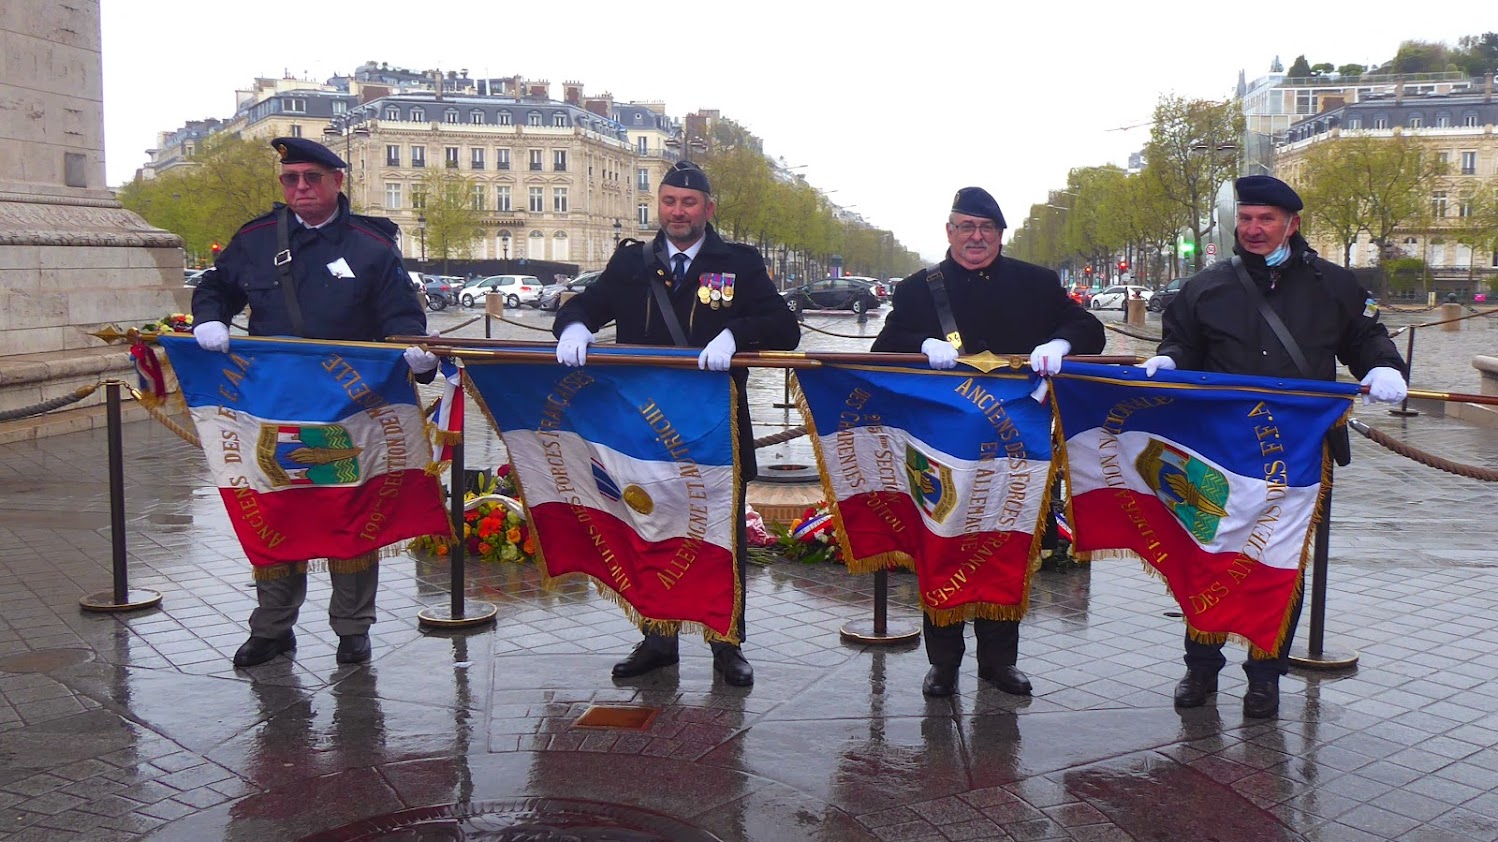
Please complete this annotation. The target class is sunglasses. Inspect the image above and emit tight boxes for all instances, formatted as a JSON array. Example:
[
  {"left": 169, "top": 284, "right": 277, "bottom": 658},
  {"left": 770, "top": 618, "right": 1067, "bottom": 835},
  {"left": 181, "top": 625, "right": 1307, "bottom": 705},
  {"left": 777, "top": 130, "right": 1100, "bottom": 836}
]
[{"left": 278, "top": 171, "right": 329, "bottom": 188}]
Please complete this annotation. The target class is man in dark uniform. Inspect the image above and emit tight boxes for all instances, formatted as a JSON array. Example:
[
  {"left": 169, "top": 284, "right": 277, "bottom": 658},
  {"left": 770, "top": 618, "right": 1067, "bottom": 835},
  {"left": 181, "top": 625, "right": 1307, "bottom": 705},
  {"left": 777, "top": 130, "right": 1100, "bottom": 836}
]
[
  {"left": 1144, "top": 175, "right": 1406, "bottom": 718},
  {"left": 552, "top": 160, "right": 800, "bottom": 686},
  {"left": 873, "top": 186, "right": 1105, "bottom": 698},
  {"left": 192, "top": 137, "right": 438, "bottom": 668}
]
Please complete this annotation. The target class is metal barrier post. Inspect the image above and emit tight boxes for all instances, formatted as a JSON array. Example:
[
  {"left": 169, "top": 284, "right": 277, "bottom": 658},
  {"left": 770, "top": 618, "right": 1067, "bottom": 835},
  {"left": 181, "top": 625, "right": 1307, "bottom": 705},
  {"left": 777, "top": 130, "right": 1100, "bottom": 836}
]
[
  {"left": 840, "top": 569, "right": 919, "bottom": 644},
  {"left": 1290, "top": 478, "right": 1358, "bottom": 669},
  {"left": 1389, "top": 325, "right": 1419, "bottom": 417},
  {"left": 80, "top": 381, "right": 163, "bottom": 613},
  {"left": 419, "top": 411, "right": 497, "bottom": 628}
]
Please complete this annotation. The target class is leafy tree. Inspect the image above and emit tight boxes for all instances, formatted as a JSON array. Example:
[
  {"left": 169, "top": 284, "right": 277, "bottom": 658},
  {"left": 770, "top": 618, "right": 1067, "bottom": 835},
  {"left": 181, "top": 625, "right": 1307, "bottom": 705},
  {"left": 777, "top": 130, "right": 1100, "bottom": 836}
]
[
  {"left": 1454, "top": 32, "right": 1498, "bottom": 76},
  {"left": 1287, "top": 55, "right": 1314, "bottom": 78},
  {"left": 1390, "top": 40, "right": 1450, "bottom": 74},
  {"left": 415, "top": 168, "right": 483, "bottom": 273},
  {"left": 1337, "top": 63, "right": 1367, "bottom": 78},
  {"left": 1310, "top": 63, "right": 1336, "bottom": 76},
  {"left": 701, "top": 119, "right": 773, "bottom": 241},
  {"left": 1143, "top": 96, "right": 1243, "bottom": 272},
  {"left": 1293, "top": 140, "right": 1369, "bottom": 266}
]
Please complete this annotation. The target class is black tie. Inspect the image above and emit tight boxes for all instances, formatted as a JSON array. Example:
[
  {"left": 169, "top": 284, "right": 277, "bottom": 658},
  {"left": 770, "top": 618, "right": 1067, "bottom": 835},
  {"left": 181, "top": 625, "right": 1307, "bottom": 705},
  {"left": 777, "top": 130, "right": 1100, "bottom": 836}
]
[{"left": 672, "top": 253, "right": 688, "bottom": 285}]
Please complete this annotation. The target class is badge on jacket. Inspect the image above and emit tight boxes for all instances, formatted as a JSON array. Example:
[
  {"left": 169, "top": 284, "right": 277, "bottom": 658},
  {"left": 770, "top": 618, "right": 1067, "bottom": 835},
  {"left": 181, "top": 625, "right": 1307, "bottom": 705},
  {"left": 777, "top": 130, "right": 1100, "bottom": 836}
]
[{"left": 699, "top": 273, "right": 735, "bottom": 309}]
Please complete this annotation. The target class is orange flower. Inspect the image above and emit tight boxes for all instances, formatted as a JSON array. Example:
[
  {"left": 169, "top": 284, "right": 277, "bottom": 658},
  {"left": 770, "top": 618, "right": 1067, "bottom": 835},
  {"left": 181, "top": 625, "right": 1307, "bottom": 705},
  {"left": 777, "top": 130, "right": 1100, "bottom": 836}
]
[
  {"left": 435, "top": 543, "right": 450, "bottom": 557},
  {"left": 478, "top": 542, "right": 493, "bottom": 556},
  {"left": 506, "top": 526, "right": 521, "bottom": 544},
  {"left": 522, "top": 536, "right": 535, "bottom": 554}
]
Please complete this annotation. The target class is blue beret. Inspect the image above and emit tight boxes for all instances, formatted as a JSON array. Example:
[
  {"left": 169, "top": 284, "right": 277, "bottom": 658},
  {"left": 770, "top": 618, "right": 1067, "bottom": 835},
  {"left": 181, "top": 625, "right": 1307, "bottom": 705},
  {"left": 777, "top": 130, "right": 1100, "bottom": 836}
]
[
  {"left": 271, "top": 137, "right": 346, "bottom": 169},
  {"left": 660, "top": 160, "right": 711, "bottom": 194},
  {"left": 1235, "top": 175, "right": 1302, "bottom": 212},
  {"left": 951, "top": 186, "right": 1006, "bottom": 228}
]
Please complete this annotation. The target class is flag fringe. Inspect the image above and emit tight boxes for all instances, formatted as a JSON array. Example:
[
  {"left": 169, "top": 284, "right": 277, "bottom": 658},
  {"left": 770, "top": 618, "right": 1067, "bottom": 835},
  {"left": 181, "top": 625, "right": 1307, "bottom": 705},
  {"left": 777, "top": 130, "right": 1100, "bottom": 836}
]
[
  {"left": 252, "top": 561, "right": 309, "bottom": 582},
  {"left": 925, "top": 601, "right": 1027, "bottom": 625}
]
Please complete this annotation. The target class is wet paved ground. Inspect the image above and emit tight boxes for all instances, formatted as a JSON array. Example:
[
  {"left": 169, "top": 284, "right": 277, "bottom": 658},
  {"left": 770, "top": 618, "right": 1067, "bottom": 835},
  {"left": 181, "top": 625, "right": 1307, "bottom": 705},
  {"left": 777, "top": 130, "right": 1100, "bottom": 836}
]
[{"left": 0, "top": 306, "right": 1496, "bottom": 840}]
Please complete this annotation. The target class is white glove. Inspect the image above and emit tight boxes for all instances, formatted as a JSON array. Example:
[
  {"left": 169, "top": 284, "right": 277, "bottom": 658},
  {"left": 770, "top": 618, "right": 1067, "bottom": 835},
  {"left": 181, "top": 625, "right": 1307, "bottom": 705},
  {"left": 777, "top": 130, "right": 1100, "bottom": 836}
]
[
  {"left": 698, "top": 328, "right": 736, "bottom": 371},
  {"left": 403, "top": 345, "right": 439, "bottom": 374},
  {"left": 1361, "top": 366, "right": 1407, "bottom": 405},
  {"left": 1143, "top": 355, "right": 1177, "bottom": 377},
  {"left": 921, "top": 338, "right": 959, "bottom": 370},
  {"left": 194, "top": 320, "right": 229, "bottom": 353},
  {"left": 556, "top": 322, "right": 594, "bottom": 367},
  {"left": 1028, "top": 339, "right": 1072, "bottom": 376}
]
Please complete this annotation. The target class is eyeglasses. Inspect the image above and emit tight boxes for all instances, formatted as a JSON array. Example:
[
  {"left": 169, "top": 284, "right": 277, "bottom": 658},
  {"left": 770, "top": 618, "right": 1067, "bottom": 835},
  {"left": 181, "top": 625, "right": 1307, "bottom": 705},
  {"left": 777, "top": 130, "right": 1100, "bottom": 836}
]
[
  {"left": 951, "top": 221, "right": 1001, "bottom": 238},
  {"left": 278, "top": 171, "right": 328, "bottom": 188}
]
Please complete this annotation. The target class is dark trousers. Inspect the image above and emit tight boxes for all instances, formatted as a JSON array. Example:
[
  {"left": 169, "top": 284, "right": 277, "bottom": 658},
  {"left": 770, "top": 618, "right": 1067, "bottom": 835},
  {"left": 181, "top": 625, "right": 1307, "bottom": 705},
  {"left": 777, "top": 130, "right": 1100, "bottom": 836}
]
[
  {"left": 640, "top": 480, "right": 748, "bottom": 656},
  {"left": 1183, "top": 582, "right": 1305, "bottom": 683},
  {"left": 249, "top": 566, "right": 379, "bottom": 639},
  {"left": 923, "top": 616, "right": 1019, "bottom": 670}
]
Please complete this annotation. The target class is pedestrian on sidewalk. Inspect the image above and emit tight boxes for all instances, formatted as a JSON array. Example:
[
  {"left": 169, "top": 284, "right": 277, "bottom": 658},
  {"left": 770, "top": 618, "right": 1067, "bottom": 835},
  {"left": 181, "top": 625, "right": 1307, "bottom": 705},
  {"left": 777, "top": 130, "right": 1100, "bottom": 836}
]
[
  {"left": 1143, "top": 174, "right": 1408, "bottom": 718},
  {"left": 872, "top": 186, "right": 1105, "bottom": 698},
  {"left": 191, "top": 137, "right": 439, "bottom": 668}
]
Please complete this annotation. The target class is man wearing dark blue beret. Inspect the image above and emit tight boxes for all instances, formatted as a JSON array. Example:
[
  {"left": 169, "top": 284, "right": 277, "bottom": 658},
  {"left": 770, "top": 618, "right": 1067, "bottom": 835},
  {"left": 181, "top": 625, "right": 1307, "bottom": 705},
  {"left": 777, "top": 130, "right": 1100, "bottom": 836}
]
[
  {"left": 873, "top": 186, "right": 1105, "bottom": 698},
  {"left": 1143, "top": 174, "right": 1406, "bottom": 719},
  {"left": 192, "top": 135, "right": 439, "bottom": 669}
]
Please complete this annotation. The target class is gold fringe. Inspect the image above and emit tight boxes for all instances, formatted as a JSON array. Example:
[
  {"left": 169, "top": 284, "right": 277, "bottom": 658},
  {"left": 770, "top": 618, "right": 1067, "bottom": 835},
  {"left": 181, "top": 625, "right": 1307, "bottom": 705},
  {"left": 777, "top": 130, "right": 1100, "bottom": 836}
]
[
  {"left": 252, "top": 561, "right": 308, "bottom": 582},
  {"left": 328, "top": 551, "right": 379, "bottom": 575},
  {"left": 425, "top": 460, "right": 452, "bottom": 478},
  {"left": 129, "top": 386, "right": 202, "bottom": 448},
  {"left": 790, "top": 370, "right": 861, "bottom": 571},
  {"left": 433, "top": 429, "right": 463, "bottom": 445}
]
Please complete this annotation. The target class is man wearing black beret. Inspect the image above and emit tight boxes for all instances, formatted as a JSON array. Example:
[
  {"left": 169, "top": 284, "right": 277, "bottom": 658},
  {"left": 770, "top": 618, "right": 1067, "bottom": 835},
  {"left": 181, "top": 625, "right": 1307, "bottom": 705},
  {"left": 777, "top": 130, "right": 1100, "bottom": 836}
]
[
  {"left": 873, "top": 186, "right": 1105, "bottom": 698},
  {"left": 552, "top": 159, "right": 800, "bottom": 687},
  {"left": 1144, "top": 174, "right": 1407, "bottom": 718},
  {"left": 192, "top": 136, "right": 438, "bottom": 669}
]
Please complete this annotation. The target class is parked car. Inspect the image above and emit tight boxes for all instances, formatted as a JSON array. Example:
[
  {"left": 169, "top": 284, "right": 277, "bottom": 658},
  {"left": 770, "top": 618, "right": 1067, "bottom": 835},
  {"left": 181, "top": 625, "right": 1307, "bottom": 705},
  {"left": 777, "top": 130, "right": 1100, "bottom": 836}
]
[
  {"left": 1146, "top": 278, "right": 1184, "bottom": 313},
  {"left": 781, "top": 277, "right": 885, "bottom": 314},
  {"left": 1089, "top": 285, "right": 1153, "bottom": 311},
  {"left": 459, "top": 274, "right": 542, "bottom": 308},
  {"left": 1068, "top": 285, "right": 1093, "bottom": 307},
  {"left": 183, "top": 269, "right": 211, "bottom": 288},
  {"left": 422, "top": 276, "right": 460, "bottom": 311},
  {"left": 840, "top": 275, "right": 891, "bottom": 302},
  {"left": 537, "top": 270, "right": 602, "bottom": 311}
]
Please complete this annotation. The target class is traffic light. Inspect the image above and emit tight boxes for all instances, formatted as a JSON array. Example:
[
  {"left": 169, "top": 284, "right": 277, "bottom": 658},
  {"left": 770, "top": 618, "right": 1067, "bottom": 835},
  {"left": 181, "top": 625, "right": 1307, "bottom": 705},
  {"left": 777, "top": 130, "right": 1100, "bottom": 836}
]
[
  {"left": 1083, "top": 266, "right": 1093, "bottom": 276},
  {"left": 210, "top": 242, "right": 221, "bottom": 258},
  {"left": 1178, "top": 239, "right": 1194, "bottom": 258},
  {"left": 1117, "top": 261, "right": 1129, "bottom": 273}
]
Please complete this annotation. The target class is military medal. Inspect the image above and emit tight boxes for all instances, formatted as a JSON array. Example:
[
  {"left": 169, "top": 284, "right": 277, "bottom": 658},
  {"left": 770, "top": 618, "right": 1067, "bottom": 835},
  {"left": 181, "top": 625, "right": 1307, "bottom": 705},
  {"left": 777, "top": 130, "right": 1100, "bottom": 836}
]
[
  {"left": 698, "top": 286, "right": 712, "bottom": 305},
  {"left": 711, "top": 299, "right": 721, "bottom": 310},
  {"left": 721, "top": 273, "right": 735, "bottom": 308},
  {"left": 710, "top": 288, "right": 722, "bottom": 301}
]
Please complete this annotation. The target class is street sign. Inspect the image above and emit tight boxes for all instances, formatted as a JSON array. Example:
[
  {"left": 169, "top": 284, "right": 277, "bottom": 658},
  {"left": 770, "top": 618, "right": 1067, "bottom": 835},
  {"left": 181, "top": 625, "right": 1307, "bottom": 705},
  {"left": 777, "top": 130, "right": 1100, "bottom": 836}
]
[{"left": 1205, "top": 243, "right": 1217, "bottom": 256}]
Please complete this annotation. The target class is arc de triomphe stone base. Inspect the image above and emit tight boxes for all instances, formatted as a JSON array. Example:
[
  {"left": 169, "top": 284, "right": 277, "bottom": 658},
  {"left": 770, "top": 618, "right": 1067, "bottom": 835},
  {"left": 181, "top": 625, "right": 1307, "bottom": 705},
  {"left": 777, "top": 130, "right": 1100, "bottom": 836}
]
[{"left": 1, "top": 2, "right": 188, "bottom": 444}]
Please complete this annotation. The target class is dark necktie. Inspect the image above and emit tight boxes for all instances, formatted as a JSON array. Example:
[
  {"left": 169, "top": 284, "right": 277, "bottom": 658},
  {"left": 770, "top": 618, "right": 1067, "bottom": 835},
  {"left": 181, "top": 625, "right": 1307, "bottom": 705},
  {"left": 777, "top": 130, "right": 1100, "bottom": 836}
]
[{"left": 672, "top": 253, "right": 688, "bottom": 285}]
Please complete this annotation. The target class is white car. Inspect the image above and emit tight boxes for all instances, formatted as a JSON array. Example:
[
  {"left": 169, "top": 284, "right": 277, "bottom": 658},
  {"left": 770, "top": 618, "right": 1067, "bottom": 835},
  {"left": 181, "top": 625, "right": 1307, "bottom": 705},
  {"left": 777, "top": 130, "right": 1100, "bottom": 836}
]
[
  {"left": 460, "top": 274, "right": 542, "bottom": 308},
  {"left": 1089, "top": 285, "right": 1154, "bottom": 311}
]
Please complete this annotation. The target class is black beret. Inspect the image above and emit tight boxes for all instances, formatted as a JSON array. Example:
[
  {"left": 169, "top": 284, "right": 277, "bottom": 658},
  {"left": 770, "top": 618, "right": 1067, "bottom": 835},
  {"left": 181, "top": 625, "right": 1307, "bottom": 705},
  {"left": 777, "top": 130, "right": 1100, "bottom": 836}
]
[
  {"left": 951, "top": 186, "right": 1006, "bottom": 229},
  {"left": 1235, "top": 175, "right": 1302, "bottom": 213},
  {"left": 661, "top": 160, "right": 711, "bottom": 194},
  {"left": 271, "top": 137, "right": 346, "bottom": 169}
]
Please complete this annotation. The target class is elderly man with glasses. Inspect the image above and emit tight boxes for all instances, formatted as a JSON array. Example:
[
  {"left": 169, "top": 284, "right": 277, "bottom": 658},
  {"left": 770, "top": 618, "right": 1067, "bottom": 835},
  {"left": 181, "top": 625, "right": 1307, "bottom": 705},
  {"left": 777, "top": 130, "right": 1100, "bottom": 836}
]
[
  {"left": 192, "top": 136, "right": 438, "bottom": 669},
  {"left": 872, "top": 186, "right": 1104, "bottom": 698}
]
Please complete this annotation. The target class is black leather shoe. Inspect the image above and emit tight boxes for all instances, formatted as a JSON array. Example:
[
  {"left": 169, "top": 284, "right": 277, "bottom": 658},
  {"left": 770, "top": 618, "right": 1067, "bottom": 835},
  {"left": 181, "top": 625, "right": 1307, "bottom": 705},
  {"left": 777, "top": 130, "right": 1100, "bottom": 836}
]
[
  {"left": 712, "top": 647, "right": 754, "bottom": 687},
  {"left": 1173, "top": 671, "right": 1218, "bottom": 708},
  {"left": 233, "top": 633, "right": 295, "bottom": 668},
  {"left": 1243, "top": 680, "right": 1279, "bottom": 719},
  {"left": 923, "top": 665, "right": 959, "bottom": 697},
  {"left": 611, "top": 641, "right": 679, "bottom": 678},
  {"left": 336, "top": 633, "right": 371, "bottom": 664},
  {"left": 979, "top": 664, "right": 1033, "bottom": 696}
]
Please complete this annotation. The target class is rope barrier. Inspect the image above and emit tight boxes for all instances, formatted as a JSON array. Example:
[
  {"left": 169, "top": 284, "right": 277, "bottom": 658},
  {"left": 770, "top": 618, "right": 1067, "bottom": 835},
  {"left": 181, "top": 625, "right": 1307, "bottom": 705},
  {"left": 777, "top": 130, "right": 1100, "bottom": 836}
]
[
  {"left": 130, "top": 388, "right": 202, "bottom": 449},
  {"left": 1348, "top": 418, "right": 1498, "bottom": 482},
  {"left": 1103, "top": 322, "right": 1162, "bottom": 342},
  {"left": 754, "top": 425, "right": 808, "bottom": 449},
  {"left": 0, "top": 384, "right": 99, "bottom": 422},
  {"left": 1388, "top": 306, "right": 1498, "bottom": 337},
  {"left": 796, "top": 321, "right": 882, "bottom": 340}
]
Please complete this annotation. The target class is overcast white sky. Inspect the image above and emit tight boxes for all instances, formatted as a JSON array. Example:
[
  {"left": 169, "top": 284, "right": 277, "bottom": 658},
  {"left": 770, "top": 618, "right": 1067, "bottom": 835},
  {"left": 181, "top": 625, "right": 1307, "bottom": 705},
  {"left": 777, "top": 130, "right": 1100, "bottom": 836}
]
[{"left": 101, "top": 2, "right": 1489, "bottom": 262}]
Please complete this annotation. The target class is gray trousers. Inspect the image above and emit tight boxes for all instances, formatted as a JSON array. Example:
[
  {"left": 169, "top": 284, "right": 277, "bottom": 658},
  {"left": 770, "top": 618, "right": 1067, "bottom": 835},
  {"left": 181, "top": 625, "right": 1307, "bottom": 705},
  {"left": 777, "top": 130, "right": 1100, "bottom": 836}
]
[{"left": 248, "top": 567, "right": 379, "bottom": 638}]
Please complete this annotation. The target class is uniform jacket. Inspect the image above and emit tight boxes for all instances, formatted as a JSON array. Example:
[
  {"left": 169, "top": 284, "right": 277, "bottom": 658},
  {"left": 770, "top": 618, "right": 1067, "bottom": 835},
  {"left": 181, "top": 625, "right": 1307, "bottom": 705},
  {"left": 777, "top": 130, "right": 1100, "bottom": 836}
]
[
  {"left": 192, "top": 194, "right": 427, "bottom": 343},
  {"left": 872, "top": 252, "right": 1105, "bottom": 356},
  {"left": 1157, "top": 235, "right": 1404, "bottom": 380},
  {"left": 553, "top": 224, "right": 801, "bottom": 478}
]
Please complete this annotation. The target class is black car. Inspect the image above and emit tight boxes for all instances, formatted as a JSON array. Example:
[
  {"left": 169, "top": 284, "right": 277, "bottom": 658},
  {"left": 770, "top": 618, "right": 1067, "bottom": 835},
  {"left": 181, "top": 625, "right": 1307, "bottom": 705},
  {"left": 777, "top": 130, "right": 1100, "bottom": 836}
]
[
  {"left": 537, "top": 270, "right": 602, "bottom": 311},
  {"left": 781, "top": 277, "right": 883, "bottom": 314},
  {"left": 1146, "top": 277, "right": 1184, "bottom": 313},
  {"left": 422, "top": 276, "right": 460, "bottom": 311}
]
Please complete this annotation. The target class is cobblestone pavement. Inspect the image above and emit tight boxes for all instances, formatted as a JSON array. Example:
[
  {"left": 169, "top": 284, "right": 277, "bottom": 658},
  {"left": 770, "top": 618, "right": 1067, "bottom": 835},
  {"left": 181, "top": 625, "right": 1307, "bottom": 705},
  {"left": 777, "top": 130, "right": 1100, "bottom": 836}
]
[{"left": 0, "top": 306, "right": 1495, "bottom": 840}]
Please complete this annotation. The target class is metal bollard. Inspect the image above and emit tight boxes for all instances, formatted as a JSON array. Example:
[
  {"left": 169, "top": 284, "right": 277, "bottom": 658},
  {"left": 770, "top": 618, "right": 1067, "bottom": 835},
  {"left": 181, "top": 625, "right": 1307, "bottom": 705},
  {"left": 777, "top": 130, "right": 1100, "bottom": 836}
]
[
  {"left": 1289, "top": 478, "right": 1358, "bottom": 669},
  {"left": 1389, "top": 325, "right": 1419, "bottom": 417},
  {"left": 418, "top": 424, "right": 497, "bottom": 628},
  {"left": 80, "top": 382, "right": 163, "bottom": 613}
]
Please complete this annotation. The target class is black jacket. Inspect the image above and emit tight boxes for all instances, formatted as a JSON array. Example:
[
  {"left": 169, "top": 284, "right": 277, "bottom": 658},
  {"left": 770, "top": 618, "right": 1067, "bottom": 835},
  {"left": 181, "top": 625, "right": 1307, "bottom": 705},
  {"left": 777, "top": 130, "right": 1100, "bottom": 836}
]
[
  {"left": 872, "top": 252, "right": 1105, "bottom": 356},
  {"left": 1157, "top": 235, "right": 1404, "bottom": 380},
  {"left": 553, "top": 224, "right": 801, "bottom": 478},
  {"left": 192, "top": 194, "right": 427, "bottom": 343}
]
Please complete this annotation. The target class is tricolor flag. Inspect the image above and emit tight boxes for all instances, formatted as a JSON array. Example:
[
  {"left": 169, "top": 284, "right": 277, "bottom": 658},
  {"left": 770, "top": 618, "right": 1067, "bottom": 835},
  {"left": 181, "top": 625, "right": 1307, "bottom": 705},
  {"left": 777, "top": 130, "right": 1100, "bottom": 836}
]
[
  {"left": 430, "top": 358, "right": 464, "bottom": 464},
  {"left": 464, "top": 348, "right": 743, "bottom": 642},
  {"left": 795, "top": 364, "right": 1054, "bottom": 623},
  {"left": 1051, "top": 362, "right": 1357, "bottom": 654},
  {"left": 157, "top": 336, "right": 451, "bottom": 568}
]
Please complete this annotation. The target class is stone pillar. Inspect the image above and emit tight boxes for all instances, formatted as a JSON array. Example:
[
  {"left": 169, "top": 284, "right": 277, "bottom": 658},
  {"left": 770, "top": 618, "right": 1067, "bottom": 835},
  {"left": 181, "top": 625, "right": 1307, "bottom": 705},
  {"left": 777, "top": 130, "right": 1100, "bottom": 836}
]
[
  {"left": 0, "top": 1, "right": 187, "bottom": 443},
  {"left": 1125, "top": 297, "right": 1146, "bottom": 327}
]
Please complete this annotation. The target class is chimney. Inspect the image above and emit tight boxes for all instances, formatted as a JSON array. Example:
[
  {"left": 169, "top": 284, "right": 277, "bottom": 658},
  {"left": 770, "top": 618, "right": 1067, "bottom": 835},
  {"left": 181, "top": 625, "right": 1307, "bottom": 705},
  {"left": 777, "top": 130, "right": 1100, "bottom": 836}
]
[
  {"left": 1486, "top": 73, "right": 1494, "bottom": 103},
  {"left": 1394, "top": 81, "right": 1404, "bottom": 105}
]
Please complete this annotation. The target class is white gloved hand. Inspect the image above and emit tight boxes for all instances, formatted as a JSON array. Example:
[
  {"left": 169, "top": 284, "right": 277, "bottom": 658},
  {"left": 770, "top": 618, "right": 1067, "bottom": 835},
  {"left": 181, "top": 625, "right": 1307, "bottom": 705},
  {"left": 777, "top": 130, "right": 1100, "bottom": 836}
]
[
  {"left": 1142, "top": 355, "right": 1177, "bottom": 377},
  {"left": 194, "top": 320, "right": 229, "bottom": 353},
  {"left": 920, "top": 338, "right": 959, "bottom": 370},
  {"left": 698, "top": 328, "right": 736, "bottom": 371},
  {"left": 1361, "top": 366, "right": 1407, "bottom": 405},
  {"left": 555, "top": 322, "right": 594, "bottom": 367},
  {"left": 403, "top": 344, "right": 439, "bottom": 374},
  {"left": 1028, "top": 339, "right": 1072, "bottom": 376}
]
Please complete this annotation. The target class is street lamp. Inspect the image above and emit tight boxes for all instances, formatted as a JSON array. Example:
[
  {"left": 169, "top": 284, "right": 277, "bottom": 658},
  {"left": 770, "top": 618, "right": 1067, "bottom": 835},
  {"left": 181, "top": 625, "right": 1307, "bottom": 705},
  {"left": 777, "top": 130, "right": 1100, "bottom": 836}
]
[
  {"left": 417, "top": 215, "right": 426, "bottom": 263},
  {"left": 613, "top": 218, "right": 621, "bottom": 245},
  {"left": 323, "top": 113, "right": 370, "bottom": 203}
]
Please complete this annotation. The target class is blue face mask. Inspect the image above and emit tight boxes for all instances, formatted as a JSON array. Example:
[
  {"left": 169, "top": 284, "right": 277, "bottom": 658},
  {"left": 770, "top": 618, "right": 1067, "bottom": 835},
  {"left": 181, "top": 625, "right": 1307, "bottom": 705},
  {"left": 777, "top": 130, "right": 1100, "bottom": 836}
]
[{"left": 1264, "top": 242, "right": 1291, "bottom": 267}]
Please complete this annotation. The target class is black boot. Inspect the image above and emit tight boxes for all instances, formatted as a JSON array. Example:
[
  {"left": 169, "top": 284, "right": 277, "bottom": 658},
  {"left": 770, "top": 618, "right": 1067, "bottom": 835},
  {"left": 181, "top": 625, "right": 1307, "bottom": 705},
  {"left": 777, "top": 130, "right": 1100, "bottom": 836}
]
[
  {"left": 711, "top": 645, "right": 754, "bottom": 686},
  {"left": 974, "top": 619, "right": 1030, "bottom": 695},
  {"left": 336, "top": 633, "right": 371, "bottom": 664},
  {"left": 1243, "top": 680, "right": 1279, "bottom": 718},
  {"left": 611, "top": 637, "right": 679, "bottom": 678},
  {"left": 233, "top": 633, "right": 296, "bottom": 668},
  {"left": 1173, "top": 671, "right": 1218, "bottom": 708},
  {"left": 923, "top": 664, "right": 958, "bottom": 697}
]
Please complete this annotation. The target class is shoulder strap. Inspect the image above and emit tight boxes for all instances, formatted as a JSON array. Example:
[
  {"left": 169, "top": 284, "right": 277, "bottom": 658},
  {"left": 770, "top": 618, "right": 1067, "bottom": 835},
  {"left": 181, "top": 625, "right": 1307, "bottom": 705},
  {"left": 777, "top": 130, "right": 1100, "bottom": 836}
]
[
  {"left": 1230, "top": 256, "right": 1311, "bottom": 378},
  {"left": 644, "top": 239, "right": 689, "bottom": 346},
  {"left": 274, "top": 206, "right": 307, "bottom": 337},
  {"left": 924, "top": 267, "right": 963, "bottom": 351}
]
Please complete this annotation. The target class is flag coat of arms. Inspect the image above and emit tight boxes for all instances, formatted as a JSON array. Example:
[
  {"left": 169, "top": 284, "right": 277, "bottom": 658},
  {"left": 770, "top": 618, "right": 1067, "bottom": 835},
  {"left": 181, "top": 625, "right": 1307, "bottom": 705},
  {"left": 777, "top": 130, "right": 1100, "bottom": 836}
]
[
  {"left": 795, "top": 364, "right": 1054, "bottom": 623},
  {"left": 464, "top": 348, "right": 743, "bottom": 642},
  {"left": 158, "top": 336, "right": 450, "bottom": 568},
  {"left": 1052, "top": 362, "right": 1356, "bottom": 654}
]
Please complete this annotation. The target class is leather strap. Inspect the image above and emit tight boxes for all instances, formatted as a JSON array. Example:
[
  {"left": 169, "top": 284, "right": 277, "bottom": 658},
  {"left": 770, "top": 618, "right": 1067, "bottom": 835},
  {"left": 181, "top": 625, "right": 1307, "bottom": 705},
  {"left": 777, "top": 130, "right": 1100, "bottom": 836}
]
[
  {"left": 924, "top": 267, "right": 963, "bottom": 351},
  {"left": 274, "top": 206, "right": 306, "bottom": 337},
  {"left": 644, "top": 240, "right": 689, "bottom": 346},
  {"left": 1230, "top": 256, "right": 1311, "bottom": 378}
]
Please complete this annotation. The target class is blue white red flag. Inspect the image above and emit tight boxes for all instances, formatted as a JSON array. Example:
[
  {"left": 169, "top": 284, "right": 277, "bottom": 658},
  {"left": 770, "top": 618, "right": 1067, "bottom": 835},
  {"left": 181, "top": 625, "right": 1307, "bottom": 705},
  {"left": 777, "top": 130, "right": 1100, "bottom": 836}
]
[
  {"left": 796, "top": 363, "right": 1054, "bottom": 623},
  {"left": 431, "top": 358, "right": 463, "bottom": 464},
  {"left": 157, "top": 336, "right": 450, "bottom": 568},
  {"left": 464, "top": 348, "right": 743, "bottom": 642},
  {"left": 1051, "top": 362, "right": 1357, "bottom": 654}
]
